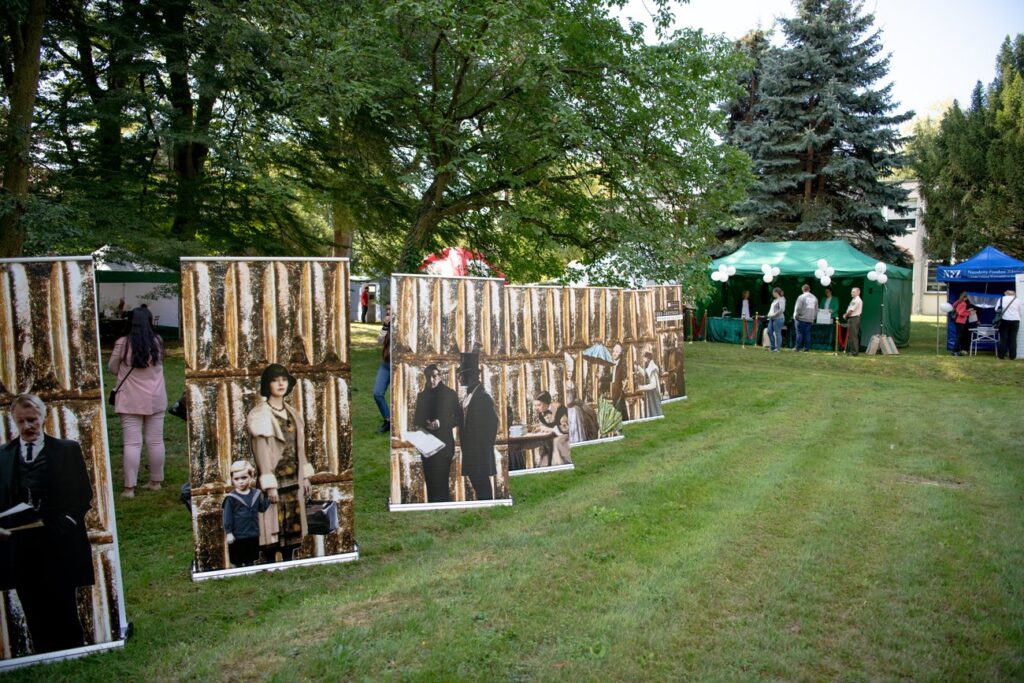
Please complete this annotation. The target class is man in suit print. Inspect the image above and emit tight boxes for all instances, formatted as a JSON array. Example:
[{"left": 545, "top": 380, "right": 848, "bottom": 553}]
[{"left": 0, "top": 394, "right": 95, "bottom": 654}]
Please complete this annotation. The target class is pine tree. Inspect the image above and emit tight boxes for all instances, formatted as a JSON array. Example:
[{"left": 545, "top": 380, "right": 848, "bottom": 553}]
[{"left": 722, "top": 0, "right": 912, "bottom": 262}]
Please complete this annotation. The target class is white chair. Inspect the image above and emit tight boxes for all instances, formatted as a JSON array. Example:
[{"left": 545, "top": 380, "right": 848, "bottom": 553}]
[{"left": 970, "top": 325, "right": 998, "bottom": 355}]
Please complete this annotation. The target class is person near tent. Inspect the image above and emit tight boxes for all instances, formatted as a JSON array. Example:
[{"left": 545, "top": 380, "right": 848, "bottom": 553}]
[
  {"left": 821, "top": 287, "right": 839, "bottom": 322},
  {"left": 793, "top": 284, "right": 818, "bottom": 351},
  {"left": 374, "top": 304, "right": 392, "bottom": 433},
  {"left": 842, "top": 288, "right": 863, "bottom": 356},
  {"left": 360, "top": 285, "right": 370, "bottom": 323},
  {"left": 736, "top": 291, "right": 753, "bottom": 320},
  {"left": 996, "top": 290, "right": 1020, "bottom": 360},
  {"left": 109, "top": 306, "right": 167, "bottom": 497},
  {"left": 766, "top": 288, "right": 786, "bottom": 352},
  {"left": 951, "top": 292, "right": 976, "bottom": 356}
]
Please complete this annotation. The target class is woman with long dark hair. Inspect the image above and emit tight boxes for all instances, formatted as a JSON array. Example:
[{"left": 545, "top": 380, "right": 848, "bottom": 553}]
[{"left": 109, "top": 306, "right": 168, "bottom": 497}]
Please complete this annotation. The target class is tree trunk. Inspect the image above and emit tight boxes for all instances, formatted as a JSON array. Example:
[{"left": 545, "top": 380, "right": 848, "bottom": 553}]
[
  {"left": 331, "top": 194, "right": 355, "bottom": 259},
  {"left": 803, "top": 142, "right": 814, "bottom": 205},
  {"left": 400, "top": 173, "right": 450, "bottom": 271},
  {"left": 0, "top": 0, "right": 46, "bottom": 257}
]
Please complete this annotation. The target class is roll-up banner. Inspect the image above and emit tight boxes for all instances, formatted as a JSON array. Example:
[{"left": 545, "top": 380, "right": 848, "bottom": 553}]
[
  {"left": 181, "top": 258, "right": 358, "bottom": 579},
  {"left": 389, "top": 275, "right": 514, "bottom": 508},
  {"left": 389, "top": 277, "right": 687, "bottom": 506},
  {"left": 0, "top": 257, "right": 128, "bottom": 670},
  {"left": 653, "top": 284, "right": 688, "bottom": 404}
]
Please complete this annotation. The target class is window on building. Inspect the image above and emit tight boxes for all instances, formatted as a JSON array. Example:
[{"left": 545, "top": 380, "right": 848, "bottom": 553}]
[{"left": 926, "top": 262, "right": 947, "bottom": 293}]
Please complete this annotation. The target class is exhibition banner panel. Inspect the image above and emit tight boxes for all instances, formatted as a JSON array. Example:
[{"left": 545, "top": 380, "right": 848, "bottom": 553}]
[
  {"left": 653, "top": 285, "right": 687, "bottom": 402},
  {"left": 504, "top": 286, "right": 574, "bottom": 474},
  {"left": 0, "top": 257, "right": 127, "bottom": 667},
  {"left": 390, "top": 275, "right": 512, "bottom": 507},
  {"left": 181, "top": 258, "right": 357, "bottom": 578}
]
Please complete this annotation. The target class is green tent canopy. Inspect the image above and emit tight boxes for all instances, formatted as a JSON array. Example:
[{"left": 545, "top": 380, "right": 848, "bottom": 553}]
[{"left": 705, "top": 241, "right": 912, "bottom": 349}]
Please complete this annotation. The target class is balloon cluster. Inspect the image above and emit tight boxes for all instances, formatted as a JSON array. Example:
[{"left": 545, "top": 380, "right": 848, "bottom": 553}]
[
  {"left": 938, "top": 302, "right": 953, "bottom": 314},
  {"left": 760, "top": 263, "right": 781, "bottom": 283},
  {"left": 814, "top": 259, "right": 836, "bottom": 287},
  {"left": 866, "top": 262, "right": 888, "bottom": 285},
  {"left": 711, "top": 264, "right": 736, "bottom": 282}
]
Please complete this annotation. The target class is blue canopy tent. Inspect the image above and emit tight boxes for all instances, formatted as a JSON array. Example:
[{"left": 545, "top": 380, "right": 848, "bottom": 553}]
[{"left": 936, "top": 246, "right": 1024, "bottom": 351}]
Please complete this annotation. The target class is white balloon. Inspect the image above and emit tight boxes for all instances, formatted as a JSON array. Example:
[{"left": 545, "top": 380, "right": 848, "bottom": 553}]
[
  {"left": 718, "top": 264, "right": 728, "bottom": 273},
  {"left": 821, "top": 276, "right": 832, "bottom": 286},
  {"left": 814, "top": 269, "right": 824, "bottom": 279},
  {"left": 761, "top": 263, "right": 771, "bottom": 274},
  {"left": 938, "top": 302, "right": 953, "bottom": 314},
  {"left": 874, "top": 262, "right": 887, "bottom": 274},
  {"left": 817, "top": 259, "right": 828, "bottom": 269},
  {"left": 826, "top": 266, "right": 835, "bottom": 276},
  {"left": 727, "top": 265, "right": 737, "bottom": 276},
  {"left": 877, "top": 273, "right": 888, "bottom": 285},
  {"left": 867, "top": 270, "right": 879, "bottom": 281},
  {"left": 763, "top": 274, "right": 773, "bottom": 283},
  {"left": 771, "top": 267, "right": 780, "bottom": 277},
  {"left": 711, "top": 271, "right": 722, "bottom": 281}
]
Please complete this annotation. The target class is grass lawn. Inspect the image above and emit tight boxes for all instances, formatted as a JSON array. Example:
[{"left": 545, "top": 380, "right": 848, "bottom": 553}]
[{"left": 10, "top": 317, "right": 1024, "bottom": 681}]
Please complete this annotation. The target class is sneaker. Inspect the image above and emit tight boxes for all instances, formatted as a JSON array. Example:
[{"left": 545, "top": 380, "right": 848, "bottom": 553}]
[
  {"left": 143, "top": 481, "right": 162, "bottom": 491},
  {"left": 377, "top": 421, "right": 391, "bottom": 434},
  {"left": 121, "top": 488, "right": 135, "bottom": 498}
]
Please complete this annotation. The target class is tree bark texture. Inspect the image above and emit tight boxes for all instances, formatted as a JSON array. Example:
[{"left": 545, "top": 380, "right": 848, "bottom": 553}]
[{"left": 0, "top": 0, "right": 46, "bottom": 258}]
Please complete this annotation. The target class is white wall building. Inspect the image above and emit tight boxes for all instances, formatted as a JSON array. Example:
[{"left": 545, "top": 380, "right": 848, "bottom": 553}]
[{"left": 885, "top": 180, "right": 945, "bottom": 315}]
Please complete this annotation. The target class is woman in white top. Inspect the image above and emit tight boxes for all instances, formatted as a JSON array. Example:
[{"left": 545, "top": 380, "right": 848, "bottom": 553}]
[
  {"left": 996, "top": 289, "right": 1021, "bottom": 360},
  {"left": 766, "top": 288, "right": 786, "bottom": 352}
]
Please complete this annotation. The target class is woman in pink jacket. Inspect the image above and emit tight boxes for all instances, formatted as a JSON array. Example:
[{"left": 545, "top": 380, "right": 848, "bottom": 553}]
[{"left": 109, "top": 307, "right": 168, "bottom": 497}]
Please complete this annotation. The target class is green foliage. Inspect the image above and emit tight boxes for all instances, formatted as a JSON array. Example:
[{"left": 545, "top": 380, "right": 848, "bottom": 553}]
[
  {"left": 224, "top": 0, "right": 752, "bottom": 282},
  {"left": 723, "top": 0, "right": 912, "bottom": 263},
  {"left": 911, "top": 35, "right": 1024, "bottom": 262}
]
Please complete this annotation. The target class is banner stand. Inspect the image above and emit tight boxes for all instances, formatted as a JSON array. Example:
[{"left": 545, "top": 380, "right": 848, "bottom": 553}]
[
  {"left": 622, "top": 415, "right": 666, "bottom": 426},
  {"left": 191, "top": 547, "right": 360, "bottom": 581},
  {"left": 508, "top": 463, "right": 575, "bottom": 477},
  {"left": 388, "top": 498, "right": 513, "bottom": 512},
  {"left": 0, "top": 639, "right": 126, "bottom": 673},
  {"left": 569, "top": 434, "right": 624, "bottom": 449},
  {"left": 662, "top": 395, "right": 688, "bottom": 404}
]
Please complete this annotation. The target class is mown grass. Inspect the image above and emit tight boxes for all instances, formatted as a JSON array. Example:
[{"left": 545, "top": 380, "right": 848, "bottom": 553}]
[{"left": 9, "top": 318, "right": 1024, "bottom": 681}]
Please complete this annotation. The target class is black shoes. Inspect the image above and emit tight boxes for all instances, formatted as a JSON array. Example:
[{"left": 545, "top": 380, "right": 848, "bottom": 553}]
[{"left": 377, "top": 421, "right": 390, "bottom": 434}]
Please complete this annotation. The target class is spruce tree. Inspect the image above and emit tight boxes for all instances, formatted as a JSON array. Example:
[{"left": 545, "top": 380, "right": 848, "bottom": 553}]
[{"left": 723, "top": 0, "right": 912, "bottom": 262}]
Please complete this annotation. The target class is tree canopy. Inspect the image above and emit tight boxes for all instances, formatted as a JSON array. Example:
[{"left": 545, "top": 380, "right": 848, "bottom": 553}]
[
  {"left": 910, "top": 35, "right": 1024, "bottom": 262},
  {"left": 1, "top": 0, "right": 751, "bottom": 284},
  {"left": 722, "top": 0, "right": 912, "bottom": 263}
]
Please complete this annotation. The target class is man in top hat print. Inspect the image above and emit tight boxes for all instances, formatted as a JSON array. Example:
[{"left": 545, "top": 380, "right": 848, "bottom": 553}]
[{"left": 456, "top": 351, "right": 497, "bottom": 500}]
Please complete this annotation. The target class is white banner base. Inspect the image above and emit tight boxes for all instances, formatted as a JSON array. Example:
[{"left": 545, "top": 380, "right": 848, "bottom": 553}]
[
  {"left": 191, "top": 547, "right": 360, "bottom": 581},
  {"left": 569, "top": 434, "right": 625, "bottom": 449},
  {"left": 0, "top": 638, "right": 126, "bottom": 672},
  {"left": 662, "top": 395, "right": 688, "bottom": 404},
  {"left": 388, "top": 498, "right": 513, "bottom": 512},
  {"left": 623, "top": 414, "right": 666, "bottom": 425},
  {"left": 508, "top": 463, "right": 575, "bottom": 477}
]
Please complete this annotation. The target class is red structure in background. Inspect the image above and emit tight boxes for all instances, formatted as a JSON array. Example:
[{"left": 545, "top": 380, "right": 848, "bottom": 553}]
[{"left": 419, "top": 247, "right": 505, "bottom": 279}]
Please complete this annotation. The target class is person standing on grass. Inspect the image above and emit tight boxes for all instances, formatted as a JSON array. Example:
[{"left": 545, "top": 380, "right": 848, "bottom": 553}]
[
  {"left": 360, "top": 285, "right": 370, "bottom": 323},
  {"left": 766, "top": 287, "right": 786, "bottom": 352},
  {"left": 109, "top": 306, "right": 167, "bottom": 498},
  {"left": 951, "top": 292, "right": 975, "bottom": 356},
  {"left": 842, "top": 287, "right": 863, "bottom": 356},
  {"left": 374, "top": 304, "right": 393, "bottom": 434},
  {"left": 793, "top": 284, "right": 818, "bottom": 351},
  {"left": 996, "top": 289, "right": 1020, "bottom": 360}
]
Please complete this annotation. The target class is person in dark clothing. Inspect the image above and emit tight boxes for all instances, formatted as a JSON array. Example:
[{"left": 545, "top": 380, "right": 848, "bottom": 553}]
[
  {"left": 0, "top": 394, "right": 94, "bottom": 654},
  {"left": 457, "top": 351, "right": 498, "bottom": 500},
  {"left": 374, "top": 304, "right": 392, "bottom": 433},
  {"left": 223, "top": 460, "right": 270, "bottom": 567},
  {"left": 412, "top": 364, "right": 463, "bottom": 502}
]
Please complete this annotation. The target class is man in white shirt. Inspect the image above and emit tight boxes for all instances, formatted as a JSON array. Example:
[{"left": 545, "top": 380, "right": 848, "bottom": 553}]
[
  {"left": 843, "top": 287, "right": 863, "bottom": 356},
  {"left": 793, "top": 284, "right": 819, "bottom": 351},
  {"left": 996, "top": 289, "right": 1020, "bottom": 360}
]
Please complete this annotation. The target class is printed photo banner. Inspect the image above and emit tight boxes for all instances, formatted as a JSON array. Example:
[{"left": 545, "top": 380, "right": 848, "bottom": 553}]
[
  {"left": 181, "top": 258, "right": 357, "bottom": 579},
  {"left": 390, "top": 275, "right": 513, "bottom": 509},
  {"left": 0, "top": 257, "right": 128, "bottom": 669},
  {"left": 653, "top": 284, "right": 687, "bottom": 403},
  {"left": 389, "top": 276, "right": 687, "bottom": 505}
]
